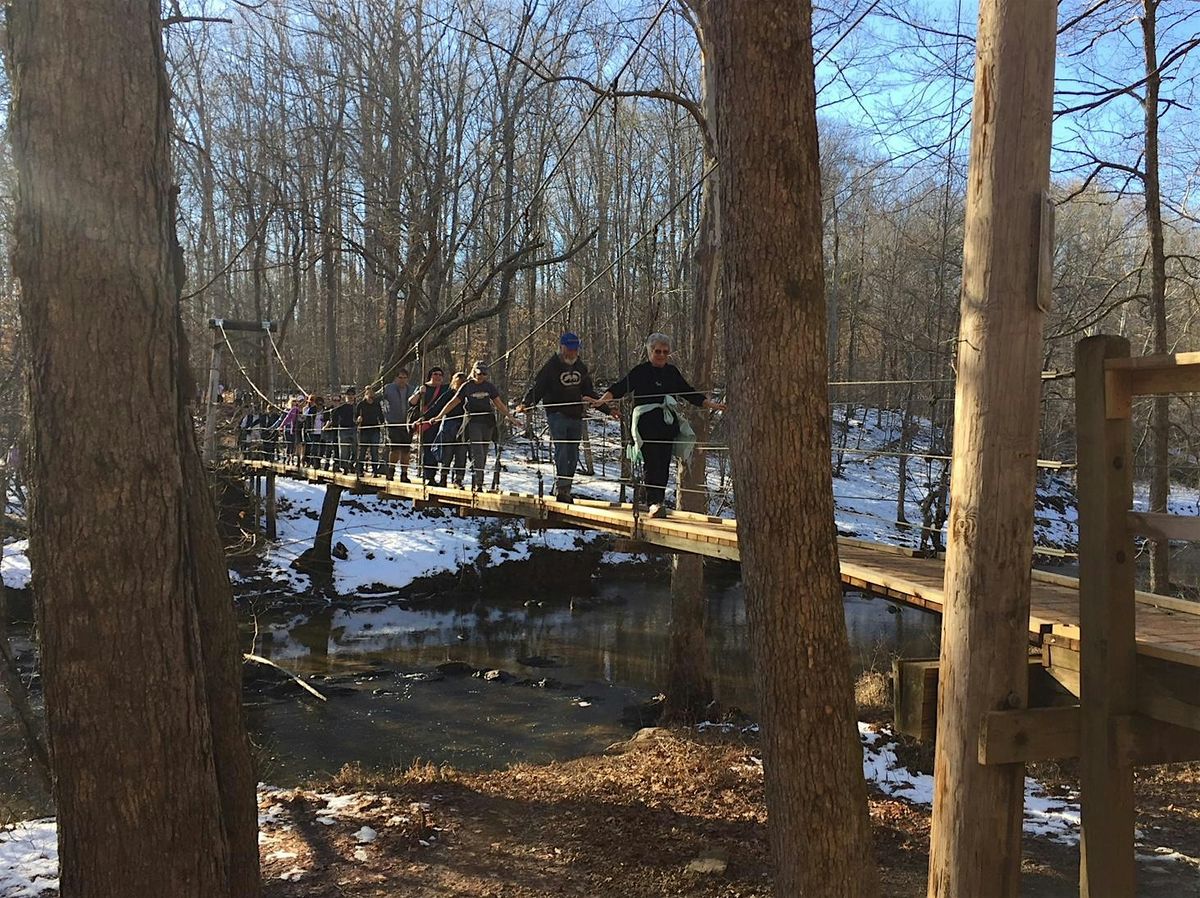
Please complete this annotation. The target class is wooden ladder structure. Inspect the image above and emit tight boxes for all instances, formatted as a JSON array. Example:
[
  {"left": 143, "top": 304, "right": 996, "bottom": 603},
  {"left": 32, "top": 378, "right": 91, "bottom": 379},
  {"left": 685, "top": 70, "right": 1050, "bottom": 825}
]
[{"left": 976, "top": 336, "right": 1200, "bottom": 896}]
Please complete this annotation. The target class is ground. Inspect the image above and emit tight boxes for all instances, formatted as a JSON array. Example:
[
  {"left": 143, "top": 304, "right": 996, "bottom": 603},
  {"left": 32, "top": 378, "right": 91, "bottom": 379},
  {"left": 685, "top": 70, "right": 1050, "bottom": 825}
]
[{"left": 253, "top": 728, "right": 1199, "bottom": 898}]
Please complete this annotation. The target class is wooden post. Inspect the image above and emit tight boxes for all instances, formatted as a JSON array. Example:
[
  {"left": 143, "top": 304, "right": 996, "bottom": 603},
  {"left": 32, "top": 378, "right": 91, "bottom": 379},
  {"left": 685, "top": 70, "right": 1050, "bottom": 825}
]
[
  {"left": 1075, "top": 335, "right": 1136, "bottom": 896},
  {"left": 927, "top": 3, "right": 1057, "bottom": 896},
  {"left": 265, "top": 471, "right": 277, "bottom": 541},
  {"left": 251, "top": 474, "right": 261, "bottom": 535},
  {"left": 295, "top": 483, "right": 343, "bottom": 573},
  {"left": 202, "top": 338, "right": 222, "bottom": 463}
]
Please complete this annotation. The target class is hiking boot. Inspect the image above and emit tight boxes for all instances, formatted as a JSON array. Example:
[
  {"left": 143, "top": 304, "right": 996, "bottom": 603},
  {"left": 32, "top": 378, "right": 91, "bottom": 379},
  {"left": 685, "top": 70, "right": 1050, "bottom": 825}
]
[
  {"left": 647, "top": 503, "right": 667, "bottom": 519},
  {"left": 555, "top": 489, "right": 574, "bottom": 504}
]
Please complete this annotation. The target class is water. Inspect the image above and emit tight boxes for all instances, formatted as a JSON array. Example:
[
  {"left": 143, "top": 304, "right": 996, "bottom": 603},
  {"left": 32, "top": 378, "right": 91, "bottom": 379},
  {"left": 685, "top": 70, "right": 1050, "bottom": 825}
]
[{"left": 243, "top": 577, "right": 941, "bottom": 785}]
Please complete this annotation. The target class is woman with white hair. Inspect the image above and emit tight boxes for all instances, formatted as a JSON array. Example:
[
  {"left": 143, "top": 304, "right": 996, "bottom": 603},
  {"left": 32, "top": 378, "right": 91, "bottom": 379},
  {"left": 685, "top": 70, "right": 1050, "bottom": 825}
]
[{"left": 591, "top": 333, "right": 726, "bottom": 515}]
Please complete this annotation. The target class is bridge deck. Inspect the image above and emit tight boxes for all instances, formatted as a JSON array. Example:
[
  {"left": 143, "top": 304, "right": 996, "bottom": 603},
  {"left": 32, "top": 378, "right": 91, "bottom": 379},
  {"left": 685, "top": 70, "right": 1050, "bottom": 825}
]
[{"left": 241, "top": 461, "right": 1200, "bottom": 681}]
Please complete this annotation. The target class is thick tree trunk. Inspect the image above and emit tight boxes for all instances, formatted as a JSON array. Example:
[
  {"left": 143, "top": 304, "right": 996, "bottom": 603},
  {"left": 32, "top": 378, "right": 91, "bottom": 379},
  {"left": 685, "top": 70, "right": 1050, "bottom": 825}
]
[
  {"left": 1142, "top": 0, "right": 1170, "bottom": 595},
  {"left": 6, "top": 2, "right": 260, "bottom": 896},
  {"left": 709, "top": 3, "right": 878, "bottom": 895},
  {"left": 926, "top": 3, "right": 1056, "bottom": 896}
]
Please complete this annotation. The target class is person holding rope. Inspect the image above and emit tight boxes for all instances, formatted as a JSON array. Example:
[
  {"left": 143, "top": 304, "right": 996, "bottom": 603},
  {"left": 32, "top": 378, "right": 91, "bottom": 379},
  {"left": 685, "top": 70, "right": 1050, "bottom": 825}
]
[
  {"left": 383, "top": 368, "right": 415, "bottom": 482},
  {"left": 516, "top": 332, "right": 608, "bottom": 504},
  {"left": 590, "top": 332, "right": 726, "bottom": 517},
  {"left": 410, "top": 367, "right": 450, "bottom": 483},
  {"left": 431, "top": 371, "right": 469, "bottom": 487},
  {"left": 330, "top": 387, "right": 358, "bottom": 473},
  {"left": 430, "top": 361, "right": 522, "bottom": 491}
]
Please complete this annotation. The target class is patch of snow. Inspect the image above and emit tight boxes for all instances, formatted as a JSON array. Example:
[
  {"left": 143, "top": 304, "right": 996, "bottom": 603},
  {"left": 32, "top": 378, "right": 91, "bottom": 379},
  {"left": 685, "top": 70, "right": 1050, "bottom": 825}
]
[
  {"left": 353, "top": 826, "right": 378, "bottom": 844},
  {"left": 2, "top": 540, "right": 30, "bottom": 590},
  {"left": 0, "top": 819, "right": 57, "bottom": 897}
]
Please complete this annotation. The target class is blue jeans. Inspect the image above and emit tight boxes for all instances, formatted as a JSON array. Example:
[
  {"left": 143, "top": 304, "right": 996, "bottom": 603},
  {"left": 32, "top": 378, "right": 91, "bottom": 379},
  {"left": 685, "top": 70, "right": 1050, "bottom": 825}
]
[{"left": 546, "top": 412, "right": 583, "bottom": 495}]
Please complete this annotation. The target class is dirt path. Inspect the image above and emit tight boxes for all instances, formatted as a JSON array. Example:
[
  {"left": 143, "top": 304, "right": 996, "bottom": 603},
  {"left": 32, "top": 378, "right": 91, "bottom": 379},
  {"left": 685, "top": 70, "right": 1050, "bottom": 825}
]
[{"left": 257, "top": 728, "right": 1199, "bottom": 897}]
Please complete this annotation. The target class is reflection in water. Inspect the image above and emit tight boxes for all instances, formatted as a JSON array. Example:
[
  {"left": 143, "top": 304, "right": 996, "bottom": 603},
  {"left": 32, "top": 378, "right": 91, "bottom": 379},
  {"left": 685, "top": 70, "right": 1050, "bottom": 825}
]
[{"left": 246, "top": 580, "right": 941, "bottom": 783}]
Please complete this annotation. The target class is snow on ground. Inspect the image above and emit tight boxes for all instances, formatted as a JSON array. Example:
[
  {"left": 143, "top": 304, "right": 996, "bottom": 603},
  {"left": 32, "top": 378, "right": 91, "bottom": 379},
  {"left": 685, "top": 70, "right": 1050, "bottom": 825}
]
[
  {"left": 1, "top": 541, "right": 29, "bottom": 591},
  {"left": 0, "top": 820, "right": 56, "bottom": 897},
  {"left": 859, "top": 724, "right": 1082, "bottom": 843}
]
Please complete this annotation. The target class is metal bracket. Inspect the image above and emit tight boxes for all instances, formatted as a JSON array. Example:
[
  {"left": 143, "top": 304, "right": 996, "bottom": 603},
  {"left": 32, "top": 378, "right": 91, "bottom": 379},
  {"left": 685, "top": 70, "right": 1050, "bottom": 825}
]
[{"left": 1036, "top": 191, "right": 1055, "bottom": 313}]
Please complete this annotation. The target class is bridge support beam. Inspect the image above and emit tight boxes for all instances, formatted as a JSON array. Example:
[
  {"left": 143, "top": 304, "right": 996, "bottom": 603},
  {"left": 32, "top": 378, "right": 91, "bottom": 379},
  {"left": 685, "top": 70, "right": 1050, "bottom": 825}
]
[
  {"left": 294, "top": 483, "right": 343, "bottom": 574},
  {"left": 927, "top": 2, "right": 1057, "bottom": 896},
  {"left": 264, "top": 472, "right": 277, "bottom": 541}
]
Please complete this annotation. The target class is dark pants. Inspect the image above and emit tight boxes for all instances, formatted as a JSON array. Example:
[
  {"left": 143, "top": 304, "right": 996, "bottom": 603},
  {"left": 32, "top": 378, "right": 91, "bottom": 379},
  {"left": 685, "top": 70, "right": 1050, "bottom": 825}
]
[
  {"left": 417, "top": 425, "right": 440, "bottom": 481},
  {"left": 637, "top": 408, "right": 678, "bottom": 506},
  {"left": 436, "top": 417, "right": 467, "bottom": 485},
  {"left": 546, "top": 411, "right": 583, "bottom": 496},
  {"left": 466, "top": 415, "right": 496, "bottom": 490},
  {"left": 358, "top": 427, "right": 382, "bottom": 473}
]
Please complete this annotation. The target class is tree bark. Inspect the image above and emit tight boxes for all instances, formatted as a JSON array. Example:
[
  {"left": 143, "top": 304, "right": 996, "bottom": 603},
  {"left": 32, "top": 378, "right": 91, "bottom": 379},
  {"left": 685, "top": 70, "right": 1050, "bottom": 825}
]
[
  {"left": 926, "top": 3, "right": 1057, "bottom": 896},
  {"left": 709, "top": 2, "right": 878, "bottom": 895},
  {"left": 6, "top": 2, "right": 260, "bottom": 895}
]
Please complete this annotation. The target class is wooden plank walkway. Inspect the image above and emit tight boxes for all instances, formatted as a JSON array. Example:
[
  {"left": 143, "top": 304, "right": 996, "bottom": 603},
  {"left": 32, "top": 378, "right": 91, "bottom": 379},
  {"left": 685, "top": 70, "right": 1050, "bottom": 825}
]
[{"left": 240, "top": 461, "right": 1200, "bottom": 681}]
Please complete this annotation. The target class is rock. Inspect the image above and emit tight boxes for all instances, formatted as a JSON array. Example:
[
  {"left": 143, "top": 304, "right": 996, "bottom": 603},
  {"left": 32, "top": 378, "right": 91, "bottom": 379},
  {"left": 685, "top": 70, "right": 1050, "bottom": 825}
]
[
  {"left": 332, "top": 542, "right": 349, "bottom": 560},
  {"left": 620, "top": 694, "right": 665, "bottom": 729},
  {"left": 481, "top": 669, "right": 509, "bottom": 682},
  {"left": 606, "top": 727, "right": 672, "bottom": 755},
  {"left": 516, "top": 655, "right": 562, "bottom": 668},
  {"left": 685, "top": 856, "right": 727, "bottom": 875},
  {"left": 435, "top": 661, "right": 476, "bottom": 677}
]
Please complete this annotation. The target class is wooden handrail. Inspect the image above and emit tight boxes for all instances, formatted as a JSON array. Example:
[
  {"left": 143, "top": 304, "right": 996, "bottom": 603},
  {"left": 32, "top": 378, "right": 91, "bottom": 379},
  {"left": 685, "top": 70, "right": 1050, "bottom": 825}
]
[{"left": 1127, "top": 511, "right": 1200, "bottom": 543}]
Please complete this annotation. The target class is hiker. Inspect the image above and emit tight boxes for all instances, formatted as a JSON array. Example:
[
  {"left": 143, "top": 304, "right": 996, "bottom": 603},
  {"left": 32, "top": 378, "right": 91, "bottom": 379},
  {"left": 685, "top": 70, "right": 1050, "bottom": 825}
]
[
  {"left": 260, "top": 407, "right": 281, "bottom": 460},
  {"left": 330, "top": 388, "right": 358, "bottom": 473},
  {"left": 383, "top": 368, "right": 415, "bottom": 481},
  {"left": 410, "top": 367, "right": 450, "bottom": 482},
  {"left": 301, "top": 394, "right": 325, "bottom": 465},
  {"left": 590, "top": 332, "right": 725, "bottom": 516},
  {"left": 279, "top": 397, "right": 302, "bottom": 463},
  {"left": 430, "top": 361, "right": 522, "bottom": 491},
  {"left": 356, "top": 384, "right": 385, "bottom": 475},
  {"left": 431, "top": 372, "right": 469, "bottom": 487},
  {"left": 516, "top": 331, "right": 607, "bottom": 503}
]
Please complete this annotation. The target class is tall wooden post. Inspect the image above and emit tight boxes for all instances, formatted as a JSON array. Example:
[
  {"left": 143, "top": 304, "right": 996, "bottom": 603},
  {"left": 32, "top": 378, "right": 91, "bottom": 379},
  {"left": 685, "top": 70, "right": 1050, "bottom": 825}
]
[
  {"left": 1075, "top": 336, "right": 1136, "bottom": 896},
  {"left": 202, "top": 338, "right": 223, "bottom": 463},
  {"left": 295, "top": 484, "right": 343, "bottom": 574},
  {"left": 927, "top": 3, "right": 1057, "bottom": 896},
  {"left": 265, "top": 471, "right": 278, "bottom": 541}
]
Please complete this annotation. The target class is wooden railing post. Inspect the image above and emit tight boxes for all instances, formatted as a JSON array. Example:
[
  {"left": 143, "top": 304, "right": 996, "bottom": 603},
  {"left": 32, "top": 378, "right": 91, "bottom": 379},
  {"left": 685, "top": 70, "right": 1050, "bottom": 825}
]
[
  {"left": 265, "top": 471, "right": 277, "bottom": 541},
  {"left": 1075, "top": 334, "right": 1137, "bottom": 897}
]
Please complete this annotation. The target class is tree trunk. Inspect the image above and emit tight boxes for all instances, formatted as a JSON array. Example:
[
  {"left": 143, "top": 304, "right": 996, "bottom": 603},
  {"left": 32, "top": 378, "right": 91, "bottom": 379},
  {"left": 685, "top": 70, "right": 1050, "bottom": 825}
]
[
  {"left": 1142, "top": 0, "right": 1170, "bottom": 595},
  {"left": 6, "top": 2, "right": 260, "bottom": 896},
  {"left": 926, "top": 3, "right": 1056, "bottom": 896},
  {"left": 709, "top": 3, "right": 878, "bottom": 895}
]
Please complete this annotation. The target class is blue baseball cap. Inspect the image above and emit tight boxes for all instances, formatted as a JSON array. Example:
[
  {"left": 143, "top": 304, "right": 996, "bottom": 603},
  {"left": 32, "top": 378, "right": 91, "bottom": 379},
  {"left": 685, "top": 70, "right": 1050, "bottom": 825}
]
[{"left": 560, "top": 332, "right": 581, "bottom": 350}]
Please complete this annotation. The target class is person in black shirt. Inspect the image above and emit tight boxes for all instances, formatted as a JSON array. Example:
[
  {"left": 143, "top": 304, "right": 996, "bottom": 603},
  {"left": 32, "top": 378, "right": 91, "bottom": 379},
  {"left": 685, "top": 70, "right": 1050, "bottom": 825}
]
[
  {"left": 431, "top": 361, "right": 522, "bottom": 490},
  {"left": 516, "top": 331, "right": 605, "bottom": 503},
  {"left": 355, "top": 385, "right": 385, "bottom": 475},
  {"left": 430, "top": 372, "right": 468, "bottom": 487},
  {"left": 410, "top": 367, "right": 450, "bottom": 482},
  {"left": 330, "top": 388, "right": 358, "bottom": 473},
  {"left": 591, "top": 332, "right": 726, "bottom": 515}
]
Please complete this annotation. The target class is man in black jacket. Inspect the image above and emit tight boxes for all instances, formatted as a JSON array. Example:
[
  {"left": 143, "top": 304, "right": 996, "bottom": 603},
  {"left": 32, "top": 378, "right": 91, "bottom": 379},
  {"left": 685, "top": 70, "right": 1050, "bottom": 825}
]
[{"left": 517, "top": 332, "right": 604, "bottom": 503}]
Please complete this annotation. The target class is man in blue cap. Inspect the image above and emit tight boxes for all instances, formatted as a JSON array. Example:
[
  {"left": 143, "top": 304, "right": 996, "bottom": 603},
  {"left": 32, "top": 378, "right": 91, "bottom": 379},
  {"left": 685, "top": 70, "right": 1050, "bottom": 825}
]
[{"left": 517, "top": 332, "right": 607, "bottom": 503}]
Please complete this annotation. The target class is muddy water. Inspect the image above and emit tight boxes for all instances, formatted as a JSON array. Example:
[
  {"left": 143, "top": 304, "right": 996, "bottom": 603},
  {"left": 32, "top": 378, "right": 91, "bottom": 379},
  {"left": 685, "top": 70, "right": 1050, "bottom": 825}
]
[{"left": 244, "top": 578, "right": 941, "bottom": 785}]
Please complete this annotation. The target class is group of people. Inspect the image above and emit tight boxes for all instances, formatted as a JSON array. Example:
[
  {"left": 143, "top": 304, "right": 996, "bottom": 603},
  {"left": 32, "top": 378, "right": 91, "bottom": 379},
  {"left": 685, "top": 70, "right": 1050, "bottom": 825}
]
[{"left": 235, "top": 331, "right": 726, "bottom": 515}]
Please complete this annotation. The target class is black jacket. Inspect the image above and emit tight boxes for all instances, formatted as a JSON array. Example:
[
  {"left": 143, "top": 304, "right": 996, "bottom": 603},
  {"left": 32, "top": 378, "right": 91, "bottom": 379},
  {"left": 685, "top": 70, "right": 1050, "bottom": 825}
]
[{"left": 522, "top": 354, "right": 599, "bottom": 419}]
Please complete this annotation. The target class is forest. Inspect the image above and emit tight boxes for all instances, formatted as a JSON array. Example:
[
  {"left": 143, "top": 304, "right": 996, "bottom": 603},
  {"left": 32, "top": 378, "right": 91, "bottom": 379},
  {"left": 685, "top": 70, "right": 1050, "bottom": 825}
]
[{"left": 0, "top": 1, "right": 1199, "bottom": 898}]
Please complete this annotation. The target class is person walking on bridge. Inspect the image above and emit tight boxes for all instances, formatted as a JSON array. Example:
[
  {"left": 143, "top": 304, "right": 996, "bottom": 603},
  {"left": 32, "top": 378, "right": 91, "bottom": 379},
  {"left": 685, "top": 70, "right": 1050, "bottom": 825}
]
[
  {"left": 431, "top": 361, "right": 522, "bottom": 491},
  {"left": 356, "top": 384, "right": 385, "bottom": 475},
  {"left": 591, "top": 332, "right": 726, "bottom": 516},
  {"left": 383, "top": 368, "right": 414, "bottom": 482},
  {"left": 516, "top": 332, "right": 606, "bottom": 504},
  {"left": 330, "top": 387, "right": 358, "bottom": 473},
  {"left": 411, "top": 367, "right": 449, "bottom": 483}
]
